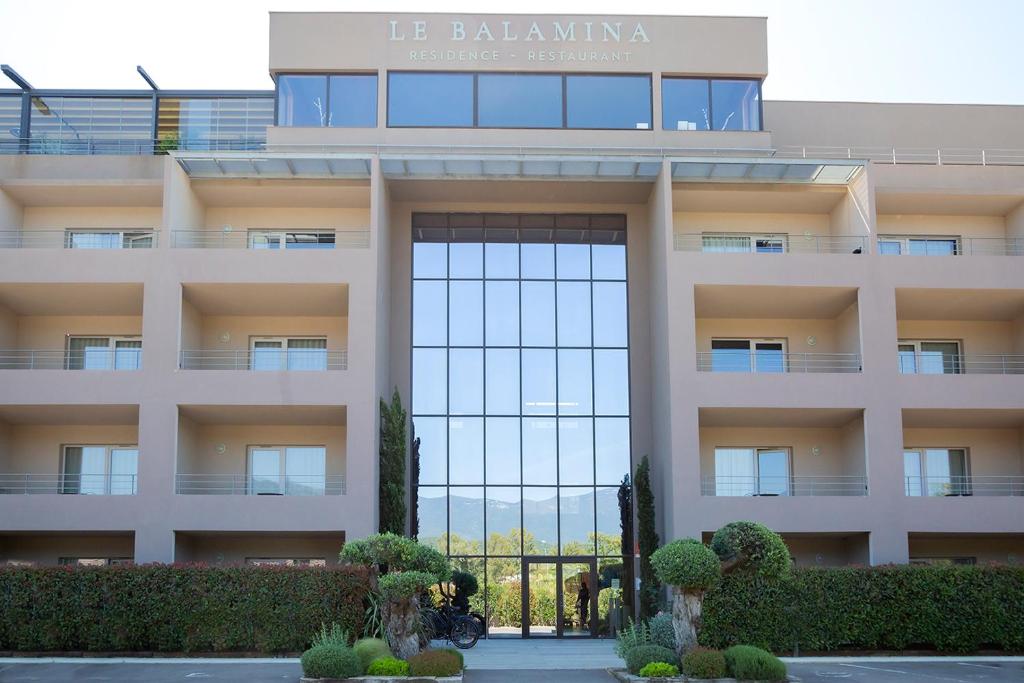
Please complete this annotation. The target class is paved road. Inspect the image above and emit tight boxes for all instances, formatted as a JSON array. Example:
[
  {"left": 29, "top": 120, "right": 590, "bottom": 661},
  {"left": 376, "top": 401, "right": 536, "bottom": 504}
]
[{"left": 787, "top": 659, "right": 1024, "bottom": 682}]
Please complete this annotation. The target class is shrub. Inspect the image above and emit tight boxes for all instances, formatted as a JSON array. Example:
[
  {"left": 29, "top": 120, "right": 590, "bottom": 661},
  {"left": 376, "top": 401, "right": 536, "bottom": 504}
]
[
  {"left": 0, "top": 564, "right": 369, "bottom": 653},
  {"left": 438, "top": 647, "right": 464, "bottom": 669},
  {"left": 407, "top": 648, "right": 463, "bottom": 676},
  {"left": 624, "top": 644, "right": 677, "bottom": 674},
  {"left": 300, "top": 643, "right": 362, "bottom": 679},
  {"left": 378, "top": 570, "right": 438, "bottom": 601},
  {"left": 681, "top": 647, "right": 727, "bottom": 679},
  {"left": 451, "top": 569, "right": 479, "bottom": 596},
  {"left": 638, "top": 662, "right": 679, "bottom": 678},
  {"left": 649, "top": 612, "right": 677, "bottom": 651},
  {"left": 650, "top": 539, "right": 720, "bottom": 590},
  {"left": 312, "top": 623, "right": 350, "bottom": 648},
  {"left": 710, "top": 521, "right": 790, "bottom": 578},
  {"left": 367, "top": 656, "right": 410, "bottom": 676},
  {"left": 615, "top": 619, "right": 652, "bottom": 658},
  {"left": 353, "top": 637, "right": 392, "bottom": 673},
  {"left": 723, "top": 645, "right": 786, "bottom": 681}
]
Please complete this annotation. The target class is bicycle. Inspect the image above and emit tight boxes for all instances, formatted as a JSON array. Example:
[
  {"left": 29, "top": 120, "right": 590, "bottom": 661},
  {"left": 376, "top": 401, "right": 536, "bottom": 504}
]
[{"left": 421, "top": 601, "right": 481, "bottom": 649}]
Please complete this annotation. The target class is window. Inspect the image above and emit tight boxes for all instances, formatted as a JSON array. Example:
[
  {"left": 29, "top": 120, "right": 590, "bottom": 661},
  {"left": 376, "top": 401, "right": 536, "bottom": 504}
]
[
  {"left": 246, "top": 558, "right": 327, "bottom": 567},
  {"left": 909, "top": 557, "right": 977, "bottom": 566},
  {"left": 710, "top": 339, "right": 786, "bottom": 373},
  {"left": 65, "top": 229, "right": 153, "bottom": 249},
  {"left": 904, "top": 448, "right": 970, "bottom": 496},
  {"left": 247, "top": 229, "right": 335, "bottom": 250},
  {"left": 66, "top": 336, "right": 141, "bottom": 370},
  {"left": 28, "top": 96, "right": 153, "bottom": 154},
  {"left": 250, "top": 337, "right": 328, "bottom": 371},
  {"left": 701, "top": 233, "right": 787, "bottom": 253},
  {"left": 276, "top": 74, "right": 377, "bottom": 127},
  {"left": 59, "top": 557, "right": 133, "bottom": 566},
  {"left": 157, "top": 96, "right": 273, "bottom": 151},
  {"left": 61, "top": 445, "right": 138, "bottom": 495},
  {"left": 662, "top": 78, "right": 762, "bottom": 131},
  {"left": 714, "top": 447, "right": 791, "bottom": 496},
  {"left": 248, "top": 445, "right": 326, "bottom": 495},
  {"left": 898, "top": 340, "right": 962, "bottom": 374},
  {"left": 566, "top": 74, "right": 651, "bottom": 129},
  {"left": 477, "top": 74, "right": 563, "bottom": 128},
  {"left": 388, "top": 72, "right": 474, "bottom": 127},
  {"left": 879, "top": 235, "right": 961, "bottom": 256},
  {"left": 0, "top": 94, "right": 20, "bottom": 153}
]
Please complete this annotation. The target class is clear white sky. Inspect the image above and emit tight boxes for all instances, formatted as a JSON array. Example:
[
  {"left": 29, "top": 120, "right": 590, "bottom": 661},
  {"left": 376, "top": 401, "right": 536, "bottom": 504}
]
[{"left": 1, "top": 0, "right": 1022, "bottom": 104}]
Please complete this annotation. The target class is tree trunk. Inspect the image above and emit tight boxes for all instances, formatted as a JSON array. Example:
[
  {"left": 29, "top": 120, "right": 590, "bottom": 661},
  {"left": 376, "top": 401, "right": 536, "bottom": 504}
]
[
  {"left": 670, "top": 586, "right": 704, "bottom": 657},
  {"left": 385, "top": 594, "right": 422, "bottom": 660}
]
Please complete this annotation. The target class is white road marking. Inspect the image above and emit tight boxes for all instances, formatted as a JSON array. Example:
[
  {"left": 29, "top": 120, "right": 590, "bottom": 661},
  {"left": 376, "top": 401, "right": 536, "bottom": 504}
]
[{"left": 838, "top": 662, "right": 972, "bottom": 683}]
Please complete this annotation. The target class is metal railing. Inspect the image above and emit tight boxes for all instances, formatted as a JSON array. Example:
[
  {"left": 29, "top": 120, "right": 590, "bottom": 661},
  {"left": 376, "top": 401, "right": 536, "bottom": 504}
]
[
  {"left": 179, "top": 349, "right": 347, "bottom": 371},
  {"left": 175, "top": 473, "right": 345, "bottom": 496},
  {"left": 898, "top": 353, "right": 1024, "bottom": 375},
  {"left": 0, "top": 473, "right": 137, "bottom": 495},
  {"left": 774, "top": 145, "right": 1024, "bottom": 167},
  {"left": 698, "top": 351, "right": 862, "bottom": 374},
  {"left": 904, "top": 475, "right": 1024, "bottom": 497},
  {"left": 170, "top": 229, "right": 370, "bottom": 249},
  {"left": 0, "top": 348, "right": 142, "bottom": 370},
  {"left": 0, "top": 229, "right": 158, "bottom": 249},
  {"left": 702, "top": 475, "right": 868, "bottom": 497},
  {"left": 4, "top": 137, "right": 267, "bottom": 156},
  {"left": 674, "top": 233, "right": 866, "bottom": 254},
  {"left": 961, "top": 238, "right": 1024, "bottom": 256}
]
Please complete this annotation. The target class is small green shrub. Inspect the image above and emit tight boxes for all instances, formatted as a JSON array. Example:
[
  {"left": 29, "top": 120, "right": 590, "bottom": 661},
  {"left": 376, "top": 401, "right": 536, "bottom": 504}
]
[
  {"left": 353, "top": 637, "right": 392, "bottom": 673},
  {"left": 624, "top": 644, "right": 677, "bottom": 674},
  {"left": 638, "top": 661, "right": 679, "bottom": 678},
  {"left": 650, "top": 539, "right": 720, "bottom": 590},
  {"left": 681, "top": 647, "right": 727, "bottom": 679},
  {"left": 300, "top": 643, "right": 362, "bottom": 679},
  {"left": 724, "top": 645, "right": 787, "bottom": 681},
  {"left": 367, "top": 656, "right": 410, "bottom": 676},
  {"left": 649, "top": 613, "right": 676, "bottom": 651},
  {"left": 408, "top": 648, "right": 463, "bottom": 676},
  {"left": 615, "top": 619, "right": 652, "bottom": 658},
  {"left": 311, "top": 622, "right": 350, "bottom": 648}
]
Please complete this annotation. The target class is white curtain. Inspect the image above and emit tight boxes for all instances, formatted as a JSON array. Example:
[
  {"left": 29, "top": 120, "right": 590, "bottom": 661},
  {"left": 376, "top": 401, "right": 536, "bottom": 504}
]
[
  {"left": 285, "top": 446, "right": 326, "bottom": 495},
  {"left": 715, "top": 448, "right": 755, "bottom": 496},
  {"left": 288, "top": 338, "right": 328, "bottom": 370}
]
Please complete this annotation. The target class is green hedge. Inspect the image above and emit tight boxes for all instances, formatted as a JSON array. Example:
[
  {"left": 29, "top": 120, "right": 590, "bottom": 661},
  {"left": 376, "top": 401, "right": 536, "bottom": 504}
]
[
  {"left": 701, "top": 564, "right": 1024, "bottom": 653},
  {"left": 0, "top": 564, "right": 370, "bottom": 653}
]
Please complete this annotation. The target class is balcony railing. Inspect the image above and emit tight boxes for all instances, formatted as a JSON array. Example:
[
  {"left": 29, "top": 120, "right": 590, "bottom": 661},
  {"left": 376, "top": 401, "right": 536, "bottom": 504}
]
[
  {"left": 702, "top": 475, "right": 868, "bottom": 497},
  {"left": 4, "top": 137, "right": 268, "bottom": 156},
  {"left": 697, "top": 351, "right": 862, "bottom": 374},
  {"left": 175, "top": 473, "right": 345, "bottom": 496},
  {"left": 0, "top": 229, "right": 158, "bottom": 249},
  {"left": 898, "top": 353, "right": 1024, "bottom": 375},
  {"left": 180, "top": 349, "right": 347, "bottom": 371},
  {"left": 674, "top": 233, "right": 866, "bottom": 255},
  {"left": 170, "top": 229, "right": 370, "bottom": 249},
  {"left": 0, "top": 348, "right": 142, "bottom": 370},
  {"left": 904, "top": 475, "right": 1024, "bottom": 497},
  {"left": 0, "top": 473, "right": 137, "bottom": 495}
]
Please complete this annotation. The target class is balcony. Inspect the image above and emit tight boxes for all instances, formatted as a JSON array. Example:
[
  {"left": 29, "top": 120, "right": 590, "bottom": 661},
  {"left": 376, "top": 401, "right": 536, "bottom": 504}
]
[
  {"left": 175, "top": 473, "right": 345, "bottom": 495},
  {"left": 170, "top": 228, "right": 369, "bottom": 249},
  {"left": 878, "top": 236, "right": 1024, "bottom": 257},
  {"left": 697, "top": 350, "right": 861, "bottom": 374},
  {"left": 0, "top": 346, "right": 141, "bottom": 370},
  {"left": 675, "top": 233, "right": 865, "bottom": 255},
  {"left": 903, "top": 474, "right": 1024, "bottom": 497},
  {"left": 896, "top": 351, "right": 1024, "bottom": 375},
  {"left": 701, "top": 474, "right": 868, "bottom": 497},
  {"left": 0, "top": 228, "right": 159, "bottom": 249},
  {"left": 180, "top": 348, "right": 347, "bottom": 371},
  {"left": 0, "top": 472, "right": 138, "bottom": 495}
]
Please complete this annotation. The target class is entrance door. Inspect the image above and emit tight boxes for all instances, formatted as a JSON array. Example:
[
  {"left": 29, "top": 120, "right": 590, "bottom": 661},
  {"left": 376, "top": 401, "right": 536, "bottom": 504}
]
[{"left": 522, "top": 557, "right": 598, "bottom": 638}]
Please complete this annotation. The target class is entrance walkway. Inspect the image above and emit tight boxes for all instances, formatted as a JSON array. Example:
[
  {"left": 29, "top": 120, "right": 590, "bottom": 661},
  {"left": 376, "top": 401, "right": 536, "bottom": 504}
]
[{"left": 451, "top": 638, "right": 622, "bottom": 670}]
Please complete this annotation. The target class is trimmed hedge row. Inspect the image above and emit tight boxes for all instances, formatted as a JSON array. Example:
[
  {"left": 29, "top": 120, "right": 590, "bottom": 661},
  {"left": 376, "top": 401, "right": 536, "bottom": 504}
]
[
  {"left": 701, "top": 564, "right": 1024, "bottom": 653},
  {"left": 0, "top": 564, "right": 370, "bottom": 653}
]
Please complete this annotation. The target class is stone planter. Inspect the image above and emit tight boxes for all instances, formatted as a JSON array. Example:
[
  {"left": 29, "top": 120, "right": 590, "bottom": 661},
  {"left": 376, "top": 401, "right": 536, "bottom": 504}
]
[{"left": 301, "top": 676, "right": 462, "bottom": 683}]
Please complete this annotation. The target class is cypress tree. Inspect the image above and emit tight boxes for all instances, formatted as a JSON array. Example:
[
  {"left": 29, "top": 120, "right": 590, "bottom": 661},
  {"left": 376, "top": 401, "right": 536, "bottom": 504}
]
[
  {"left": 378, "top": 388, "right": 407, "bottom": 535},
  {"left": 618, "top": 473, "right": 635, "bottom": 619},
  {"left": 410, "top": 424, "right": 421, "bottom": 540},
  {"left": 635, "top": 455, "right": 661, "bottom": 619}
]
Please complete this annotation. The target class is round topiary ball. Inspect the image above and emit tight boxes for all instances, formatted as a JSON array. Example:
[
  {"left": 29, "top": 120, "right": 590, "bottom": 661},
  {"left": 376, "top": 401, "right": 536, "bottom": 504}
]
[
  {"left": 300, "top": 643, "right": 362, "bottom": 679},
  {"left": 710, "top": 521, "right": 790, "bottom": 578},
  {"left": 650, "top": 538, "right": 721, "bottom": 590}
]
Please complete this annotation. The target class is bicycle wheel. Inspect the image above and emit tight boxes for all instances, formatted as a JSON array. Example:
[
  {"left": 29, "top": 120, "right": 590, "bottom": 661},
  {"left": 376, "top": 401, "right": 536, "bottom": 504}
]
[
  {"left": 421, "top": 607, "right": 446, "bottom": 641},
  {"left": 450, "top": 615, "right": 481, "bottom": 649}
]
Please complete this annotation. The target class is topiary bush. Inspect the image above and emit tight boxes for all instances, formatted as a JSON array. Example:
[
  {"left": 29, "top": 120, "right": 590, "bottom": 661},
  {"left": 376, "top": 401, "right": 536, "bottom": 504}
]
[
  {"left": 681, "top": 647, "right": 727, "bottom": 679},
  {"left": 649, "top": 612, "right": 677, "bottom": 651},
  {"left": 353, "top": 637, "right": 392, "bottom": 673},
  {"left": 378, "top": 571, "right": 437, "bottom": 601},
  {"left": 300, "top": 643, "right": 362, "bottom": 679},
  {"left": 367, "top": 656, "right": 410, "bottom": 676},
  {"left": 710, "top": 521, "right": 791, "bottom": 578},
  {"left": 451, "top": 569, "right": 479, "bottom": 597},
  {"left": 624, "top": 643, "right": 678, "bottom": 674},
  {"left": 651, "top": 539, "right": 721, "bottom": 591},
  {"left": 638, "top": 661, "right": 680, "bottom": 678},
  {"left": 408, "top": 648, "right": 463, "bottom": 676},
  {"left": 723, "top": 645, "right": 787, "bottom": 681}
]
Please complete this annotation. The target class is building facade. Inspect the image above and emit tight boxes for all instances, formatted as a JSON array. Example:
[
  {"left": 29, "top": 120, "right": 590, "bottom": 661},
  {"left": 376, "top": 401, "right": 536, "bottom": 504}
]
[{"left": 1, "top": 12, "right": 1023, "bottom": 636}]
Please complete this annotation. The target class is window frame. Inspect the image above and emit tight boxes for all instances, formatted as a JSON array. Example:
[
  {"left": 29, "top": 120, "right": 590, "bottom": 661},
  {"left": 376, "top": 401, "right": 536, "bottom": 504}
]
[
  {"left": 878, "top": 235, "right": 962, "bottom": 256},
  {"left": 897, "top": 339, "right": 963, "bottom": 375},
  {"left": 245, "top": 444, "right": 328, "bottom": 495},
  {"left": 710, "top": 337, "right": 788, "bottom": 373},
  {"left": 65, "top": 335, "right": 142, "bottom": 370},
  {"left": 903, "top": 447, "right": 971, "bottom": 496},
  {"left": 64, "top": 228, "right": 154, "bottom": 249},
  {"left": 60, "top": 443, "right": 139, "bottom": 495},
  {"left": 246, "top": 229, "right": 336, "bottom": 250},
  {"left": 274, "top": 72, "right": 379, "bottom": 128},
  {"left": 713, "top": 446, "right": 793, "bottom": 496},
  {"left": 248, "top": 336, "right": 328, "bottom": 371},
  {"left": 661, "top": 76, "right": 764, "bottom": 132},
  {"left": 701, "top": 232, "right": 788, "bottom": 253}
]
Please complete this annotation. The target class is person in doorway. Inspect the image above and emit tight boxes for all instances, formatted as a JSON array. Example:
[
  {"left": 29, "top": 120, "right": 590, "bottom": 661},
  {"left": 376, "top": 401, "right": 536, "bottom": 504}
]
[{"left": 576, "top": 577, "right": 591, "bottom": 629}]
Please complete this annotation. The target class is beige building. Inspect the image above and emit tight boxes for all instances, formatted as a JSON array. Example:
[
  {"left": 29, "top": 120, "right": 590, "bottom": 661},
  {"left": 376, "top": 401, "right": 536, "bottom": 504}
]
[{"left": 1, "top": 12, "right": 1023, "bottom": 635}]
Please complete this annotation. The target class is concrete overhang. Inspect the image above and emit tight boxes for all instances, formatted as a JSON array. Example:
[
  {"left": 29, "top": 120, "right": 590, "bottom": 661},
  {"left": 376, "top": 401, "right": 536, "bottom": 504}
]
[
  {"left": 380, "top": 155, "right": 662, "bottom": 181},
  {"left": 172, "top": 152, "right": 373, "bottom": 179},
  {"left": 671, "top": 157, "right": 864, "bottom": 185}
]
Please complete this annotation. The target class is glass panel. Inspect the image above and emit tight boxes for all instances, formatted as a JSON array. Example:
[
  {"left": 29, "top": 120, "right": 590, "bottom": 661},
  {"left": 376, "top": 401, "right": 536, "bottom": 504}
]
[
  {"left": 485, "top": 242, "right": 519, "bottom": 279},
  {"left": 486, "top": 487, "right": 522, "bottom": 554},
  {"left": 898, "top": 343, "right": 917, "bottom": 374},
  {"left": 67, "top": 231, "right": 122, "bottom": 249},
  {"left": 413, "top": 280, "right": 447, "bottom": 346},
  {"left": 0, "top": 94, "right": 21, "bottom": 153},
  {"left": 560, "top": 487, "right": 596, "bottom": 555},
  {"left": 450, "top": 242, "right": 483, "bottom": 278},
  {"left": 449, "top": 281, "right": 483, "bottom": 346},
  {"left": 485, "top": 349, "right": 519, "bottom": 415},
  {"left": 594, "top": 350, "right": 630, "bottom": 416},
  {"left": 714, "top": 448, "right": 755, "bottom": 496},
  {"left": 592, "top": 282, "right": 627, "bottom": 348},
  {"left": 592, "top": 244, "right": 627, "bottom": 281},
  {"left": 485, "top": 417, "right": 520, "bottom": 484},
  {"left": 522, "top": 349, "right": 557, "bottom": 415},
  {"left": 449, "top": 487, "right": 484, "bottom": 554},
  {"left": 711, "top": 79, "right": 761, "bottom": 131},
  {"left": 566, "top": 75, "right": 652, "bottom": 130},
  {"left": 879, "top": 240, "right": 903, "bottom": 255},
  {"left": 249, "top": 231, "right": 283, "bottom": 249},
  {"left": 29, "top": 96, "right": 153, "bottom": 154},
  {"left": 414, "top": 242, "right": 448, "bottom": 279},
  {"left": 418, "top": 486, "right": 448, "bottom": 553},
  {"left": 595, "top": 418, "right": 630, "bottom": 486},
  {"left": 388, "top": 73, "right": 474, "bottom": 127},
  {"left": 449, "top": 349, "right": 483, "bottom": 415},
  {"left": 919, "top": 342, "right": 960, "bottom": 374},
  {"left": 527, "top": 561, "right": 558, "bottom": 635},
  {"left": 521, "top": 282, "right": 556, "bottom": 347},
  {"left": 412, "top": 348, "right": 447, "bottom": 414},
  {"left": 287, "top": 338, "right": 327, "bottom": 370},
  {"left": 252, "top": 340, "right": 285, "bottom": 371},
  {"left": 903, "top": 451, "right": 922, "bottom": 496},
  {"left": 478, "top": 74, "right": 563, "bottom": 128},
  {"left": 250, "top": 448, "right": 282, "bottom": 495},
  {"left": 702, "top": 234, "right": 751, "bottom": 253},
  {"left": 596, "top": 559, "right": 626, "bottom": 637},
  {"left": 283, "top": 231, "right": 335, "bottom": 250},
  {"left": 113, "top": 339, "right": 142, "bottom": 370},
  {"left": 522, "top": 487, "right": 558, "bottom": 555},
  {"left": 662, "top": 78, "right": 710, "bottom": 131},
  {"left": 948, "top": 449, "right": 969, "bottom": 495},
  {"left": 276, "top": 75, "right": 328, "bottom": 127},
  {"left": 711, "top": 339, "right": 752, "bottom": 373},
  {"left": 449, "top": 417, "right": 483, "bottom": 485},
  {"left": 556, "top": 244, "right": 591, "bottom": 280},
  {"left": 909, "top": 239, "right": 958, "bottom": 256},
  {"left": 108, "top": 448, "right": 138, "bottom": 495},
  {"left": 559, "top": 417, "right": 594, "bottom": 486},
  {"left": 415, "top": 417, "right": 447, "bottom": 485},
  {"left": 756, "top": 449, "right": 790, "bottom": 496},
  {"left": 67, "top": 337, "right": 112, "bottom": 370},
  {"left": 562, "top": 562, "right": 593, "bottom": 636},
  {"left": 285, "top": 446, "right": 326, "bottom": 495},
  {"left": 521, "top": 243, "right": 555, "bottom": 279},
  {"left": 328, "top": 74, "right": 377, "bottom": 127},
  {"left": 62, "top": 446, "right": 105, "bottom": 495},
  {"left": 522, "top": 418, "right": 557, "bottom": 485},
  {"left": 925, "top": 448, "right": 968, "bottom": 496},
  {"left": 487, "top": 559, "right": 522, "bottom": 635},
  {"left": 753, "top": 342, "right": 785, "bottom": 373},
  {"left": 157, "top": 96, "right": 273, "bottom": 151},
  {"left": 556, "top": 282, "right": 591, "bottom": 347},
  {"left": 755, "top": 236, "right": 786, "bottom": 253},
  {"left": 595, "top": 488, "right": 623, "bottom": 555},
  {"left": 485, "top": 281, "right": 519, "bottom": 346},
  {"left": 557, "top": 349, "right": 593, "bottom": 415}
]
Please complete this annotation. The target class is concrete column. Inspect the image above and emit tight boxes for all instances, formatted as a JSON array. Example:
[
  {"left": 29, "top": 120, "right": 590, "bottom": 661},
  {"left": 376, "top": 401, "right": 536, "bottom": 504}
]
[{"left": 0, "top": 188, "right": 23, "bottom": 229}]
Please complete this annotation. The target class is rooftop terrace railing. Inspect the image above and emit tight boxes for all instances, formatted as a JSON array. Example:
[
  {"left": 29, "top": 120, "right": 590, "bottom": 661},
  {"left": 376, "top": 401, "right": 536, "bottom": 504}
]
[
  {"left": 0, "top": 229, "right": 158, "bottom": 249},
  {"left": 697, "top": 351, "right": 862, "bottom": 374},
  {"left": 175, "top": 473, "right": 345, "bottom": 496},
  {"left": 179, "top": 348, "right": 348, "bottom": 371},
  {"left": 702, "top": 475, "right": 868, "bottom": 497},
  {"left": 674, "top": 233, "right": 866, "bottom": 254},
  {"left": 170, "top": 228, "right": 369, "bottom": 249}
]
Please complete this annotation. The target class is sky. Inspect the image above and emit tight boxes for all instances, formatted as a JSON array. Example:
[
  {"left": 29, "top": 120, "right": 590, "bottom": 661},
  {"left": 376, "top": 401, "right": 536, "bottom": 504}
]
[{"left": 0, "top": 0, "right": 1022, "bottom": 104}]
